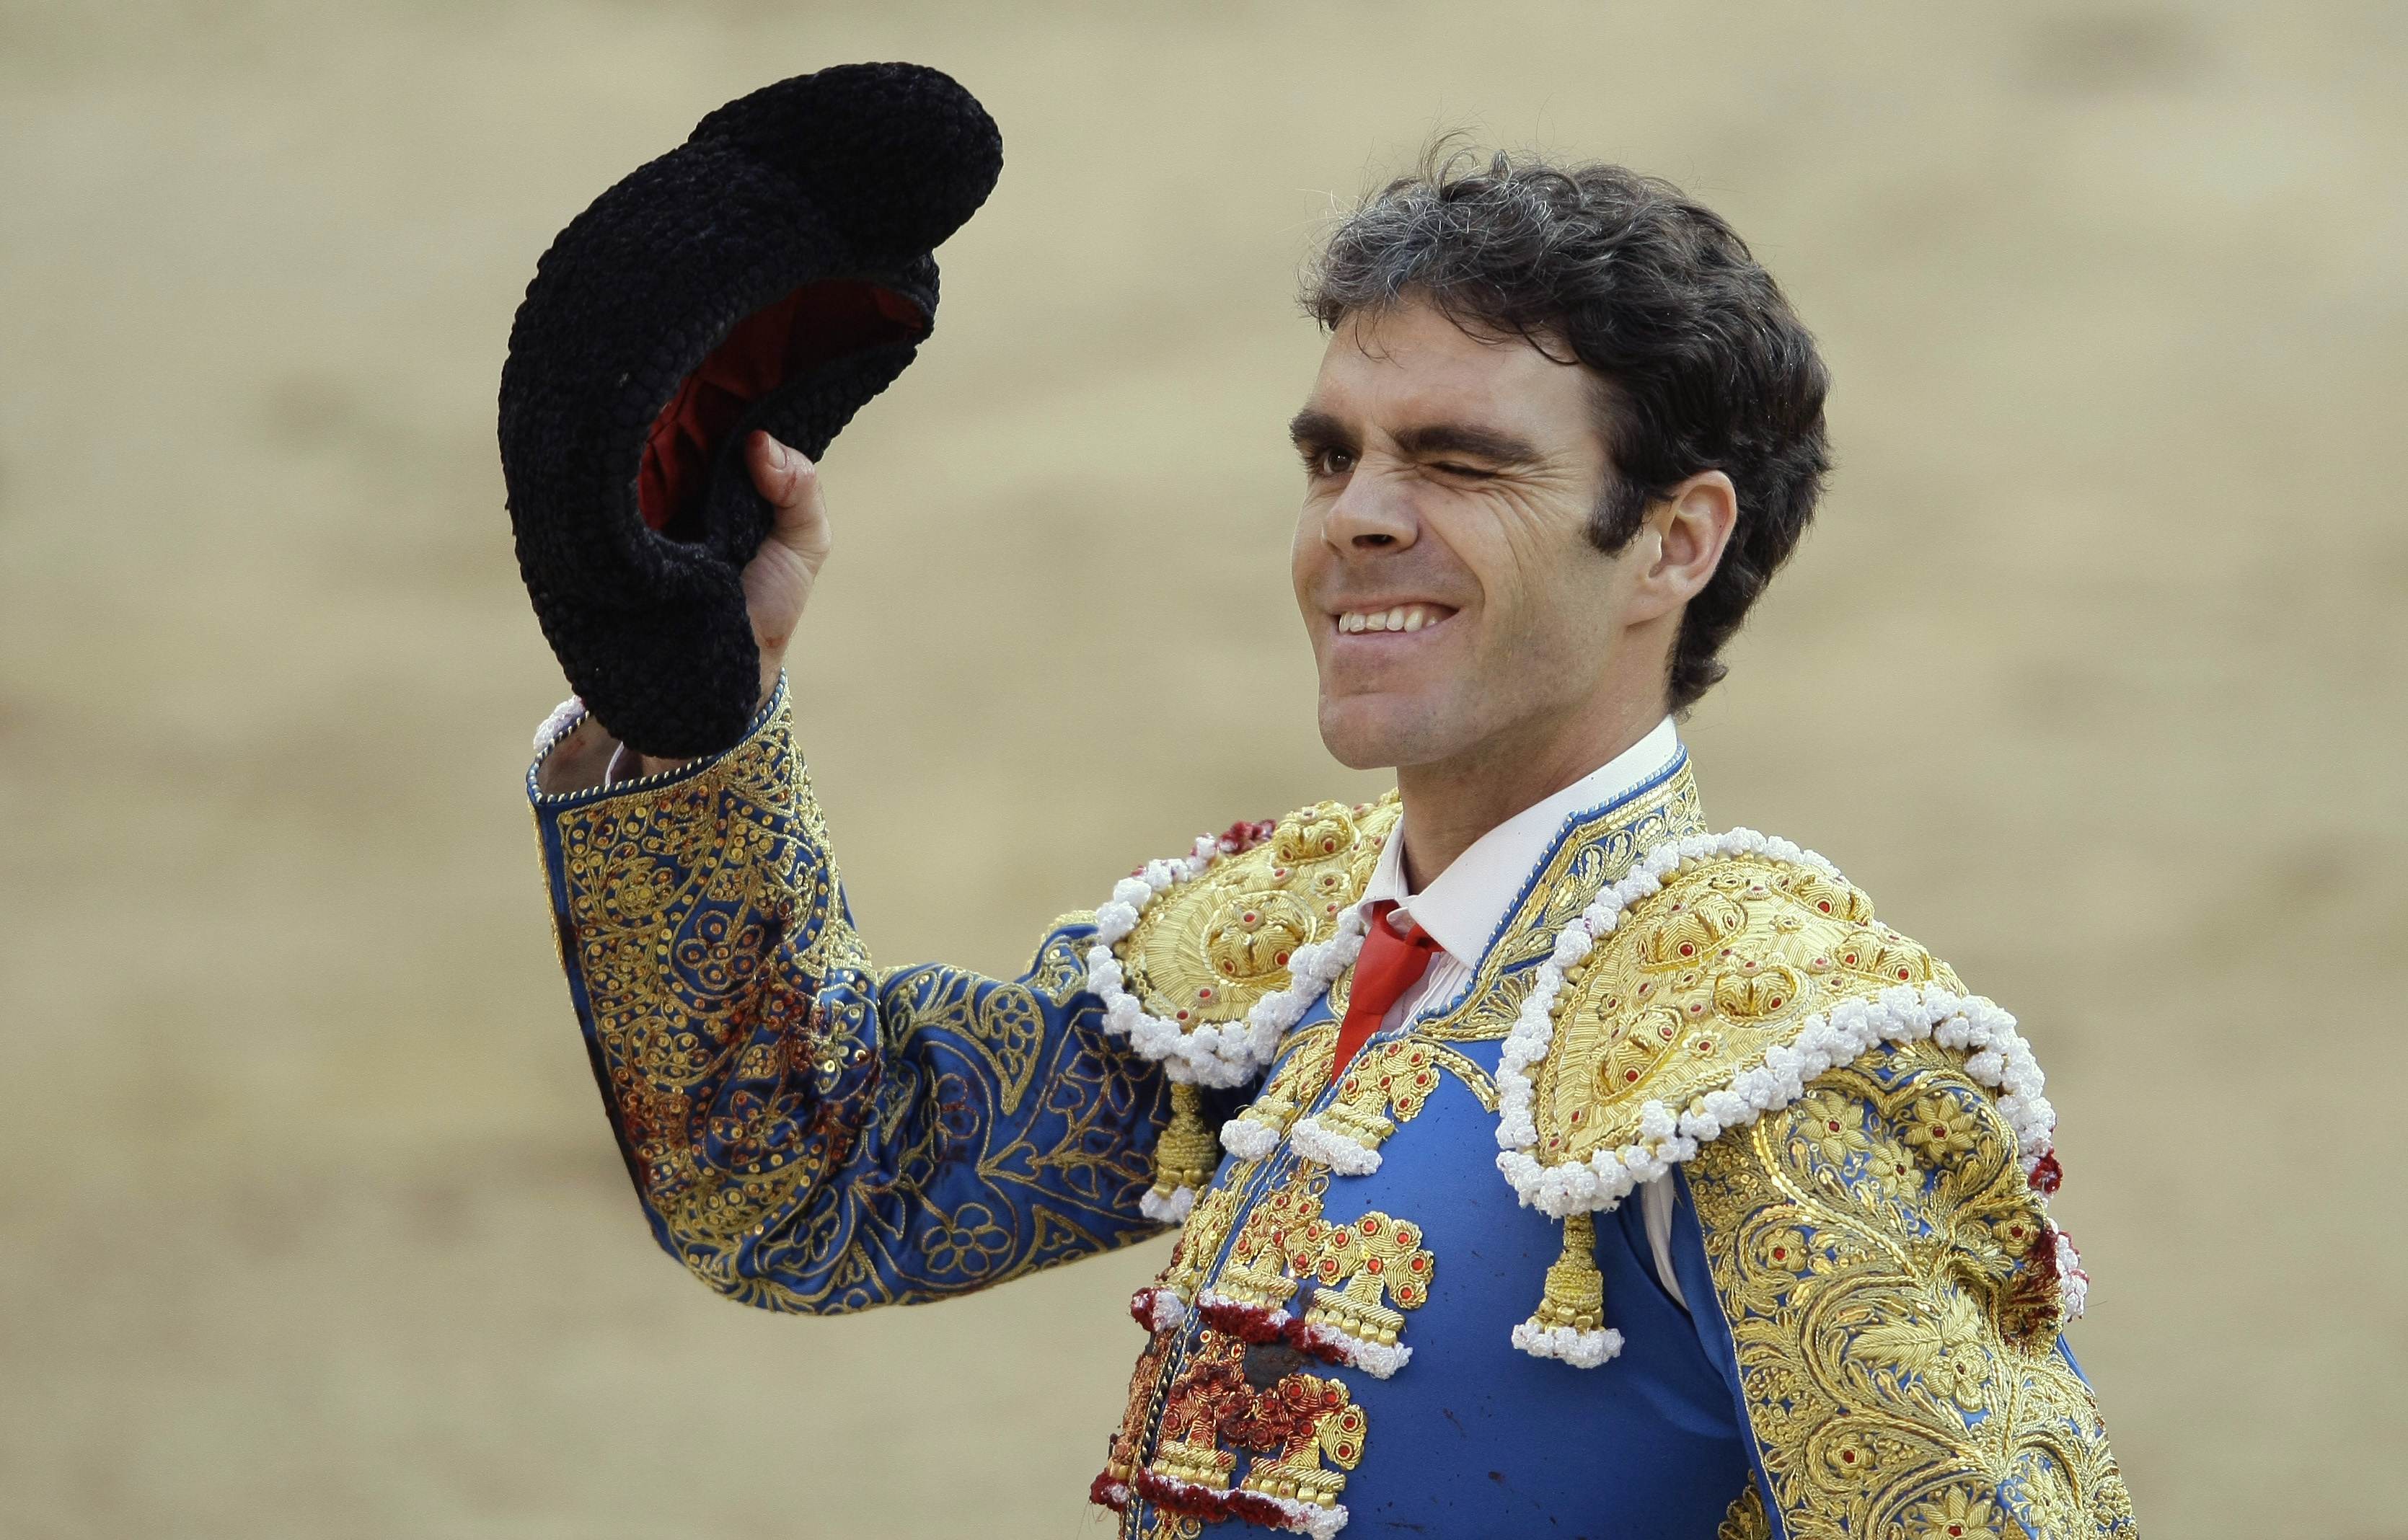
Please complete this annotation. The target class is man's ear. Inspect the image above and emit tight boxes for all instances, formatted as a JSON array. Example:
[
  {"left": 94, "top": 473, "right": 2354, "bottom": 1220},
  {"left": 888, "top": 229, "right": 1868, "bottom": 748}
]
[{"left": 1628, "top": 470, "right": 1737, "bottom": 621}]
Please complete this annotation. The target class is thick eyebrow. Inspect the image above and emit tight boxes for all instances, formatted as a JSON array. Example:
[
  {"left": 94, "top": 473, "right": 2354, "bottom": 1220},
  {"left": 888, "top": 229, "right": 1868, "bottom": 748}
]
[
  {"left": 1288, "top": 407, "right": 1356, "bottom": 456},
  {"left": 1390, "top": 421, "right": 1545, "bottom": 468},
  {"left": 1289, "top": 410, "right": 1545, "bottom": 470}
]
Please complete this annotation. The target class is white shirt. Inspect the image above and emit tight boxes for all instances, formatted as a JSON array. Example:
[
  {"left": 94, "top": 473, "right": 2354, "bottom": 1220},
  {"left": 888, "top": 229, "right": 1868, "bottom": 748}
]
[{"left": 1348, "top": 715, "right": 1693, "bottom": 1306}]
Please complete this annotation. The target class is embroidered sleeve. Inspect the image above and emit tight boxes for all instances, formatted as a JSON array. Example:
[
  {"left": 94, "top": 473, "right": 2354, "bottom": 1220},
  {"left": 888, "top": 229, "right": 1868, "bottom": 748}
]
[
  {"left": 527, "top": 678, "right": 1178, "bottom": 1311},
  {"left": 1682, "top": 1039, "right": 2138, "bottom": 1538}
]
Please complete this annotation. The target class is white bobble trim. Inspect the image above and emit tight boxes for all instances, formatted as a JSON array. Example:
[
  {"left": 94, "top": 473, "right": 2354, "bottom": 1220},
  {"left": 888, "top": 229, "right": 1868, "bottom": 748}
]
[{"left": 1491, "top": 831, "right": 2061, "bottom": 1218}]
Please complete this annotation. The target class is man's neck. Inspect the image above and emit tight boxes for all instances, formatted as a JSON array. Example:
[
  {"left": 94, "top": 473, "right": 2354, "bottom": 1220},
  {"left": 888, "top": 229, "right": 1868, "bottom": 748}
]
[{"left": 1393, "top": 698, "right": 1667, "bottom": 893}]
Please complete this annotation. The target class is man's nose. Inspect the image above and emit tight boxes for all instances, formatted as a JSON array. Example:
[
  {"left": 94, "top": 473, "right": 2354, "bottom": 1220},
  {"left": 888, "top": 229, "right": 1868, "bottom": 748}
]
[{"left": 1323, "top": 464, "right": 1419, "bottom": 553}]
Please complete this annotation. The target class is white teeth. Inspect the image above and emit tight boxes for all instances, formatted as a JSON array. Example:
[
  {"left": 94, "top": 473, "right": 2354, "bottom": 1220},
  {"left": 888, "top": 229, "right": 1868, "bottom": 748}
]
[{"left": 1338, "top": 603, "right": 1445, "bottom": 634}]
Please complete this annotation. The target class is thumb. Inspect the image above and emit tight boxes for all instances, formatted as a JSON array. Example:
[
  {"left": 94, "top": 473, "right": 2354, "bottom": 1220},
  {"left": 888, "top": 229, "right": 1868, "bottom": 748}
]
[{"left": 747, "top": 430, "right": 832, "bottom": 572}]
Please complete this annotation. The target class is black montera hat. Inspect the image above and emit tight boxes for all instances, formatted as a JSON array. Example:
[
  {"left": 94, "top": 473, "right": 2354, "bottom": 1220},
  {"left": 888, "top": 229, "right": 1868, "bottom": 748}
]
[{"left": 500, "top": 62, "right": 1002, "bottom": 757}]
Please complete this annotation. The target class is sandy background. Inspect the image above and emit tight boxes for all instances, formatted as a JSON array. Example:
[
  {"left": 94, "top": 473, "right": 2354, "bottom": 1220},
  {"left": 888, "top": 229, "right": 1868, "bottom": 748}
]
[{"left": 3, "top": 1, "right": 2403, "bottom": 1535}]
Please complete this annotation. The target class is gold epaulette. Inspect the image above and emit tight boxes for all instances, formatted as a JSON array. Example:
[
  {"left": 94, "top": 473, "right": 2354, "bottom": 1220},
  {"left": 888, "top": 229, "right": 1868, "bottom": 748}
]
[
  {"left": 1115, "top": 792, "right": 1399, "bottom": 1037},
  {"left": 1091, "top": 792, "right": 1398, "bottom": 1216},
  {"left": 1499, "top": 833, "right": 2068, "bottom": 1368},
  {"left": 1521, "top": 846, "right": 1963, "bottom": 1172}
]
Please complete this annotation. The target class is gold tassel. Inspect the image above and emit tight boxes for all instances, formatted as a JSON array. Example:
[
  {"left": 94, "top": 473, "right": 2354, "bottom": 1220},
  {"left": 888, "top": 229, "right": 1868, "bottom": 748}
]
[
  {"left": 1149, "top": 1081, "right": 1222, "bottom": 1205},
  {"left": 1528, "top": 1212, "right": 1605, "bottom": 1333}
]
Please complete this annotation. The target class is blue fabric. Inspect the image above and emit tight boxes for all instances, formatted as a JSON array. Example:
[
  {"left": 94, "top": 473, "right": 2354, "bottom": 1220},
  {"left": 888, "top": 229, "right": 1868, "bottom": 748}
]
[
  {"left": 1128, "top": 1004, "right": 1747, "bottom": 1539},
  {"left": 529, "top": 681, "right": 1191, "bottom": 1312}
]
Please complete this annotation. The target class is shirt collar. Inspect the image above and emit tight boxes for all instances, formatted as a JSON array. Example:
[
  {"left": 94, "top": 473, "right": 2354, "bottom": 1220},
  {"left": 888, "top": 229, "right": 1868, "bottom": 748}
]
[{"left": 1358, "top": 715, "right": 1684, "bottom": 961}]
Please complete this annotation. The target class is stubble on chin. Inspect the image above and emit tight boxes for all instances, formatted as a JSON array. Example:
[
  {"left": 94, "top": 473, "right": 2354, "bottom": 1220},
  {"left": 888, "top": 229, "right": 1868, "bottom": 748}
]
[{"left": 1317, "top": 688, "right": 1449, "bottom": 774}]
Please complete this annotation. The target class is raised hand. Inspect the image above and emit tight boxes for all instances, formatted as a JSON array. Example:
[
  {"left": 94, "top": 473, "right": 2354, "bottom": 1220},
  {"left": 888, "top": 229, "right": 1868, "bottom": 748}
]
[{"left": 740, "top": 428, "right": 832, "bottom": 707}]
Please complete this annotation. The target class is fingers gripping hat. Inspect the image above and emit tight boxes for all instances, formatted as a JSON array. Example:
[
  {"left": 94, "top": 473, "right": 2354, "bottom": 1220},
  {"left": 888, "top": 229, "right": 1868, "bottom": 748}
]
[{"left": 500, "top": 62, "right": 1002, "bottom": 758}]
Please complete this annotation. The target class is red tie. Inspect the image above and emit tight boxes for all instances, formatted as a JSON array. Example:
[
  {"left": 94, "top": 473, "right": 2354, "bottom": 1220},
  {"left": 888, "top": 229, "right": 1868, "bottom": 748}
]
[{"left": 1328, "top": 900, "right": 1443, "bottom": 1087}]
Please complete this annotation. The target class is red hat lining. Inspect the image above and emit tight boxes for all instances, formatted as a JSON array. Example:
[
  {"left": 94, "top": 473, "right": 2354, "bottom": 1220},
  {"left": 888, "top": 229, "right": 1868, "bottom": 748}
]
[{"left": 637, "top": 280, "right": 927, "bottom": 538}]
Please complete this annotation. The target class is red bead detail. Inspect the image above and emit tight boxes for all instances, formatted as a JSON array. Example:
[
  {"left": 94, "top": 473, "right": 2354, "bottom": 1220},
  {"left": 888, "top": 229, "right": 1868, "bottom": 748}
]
[
  {"left": 1220, "top": 818, "right": 1277, "bottom": 852},
  {"left": 2028, "top": 1152, "right": 2064, "bottom": 1195}
]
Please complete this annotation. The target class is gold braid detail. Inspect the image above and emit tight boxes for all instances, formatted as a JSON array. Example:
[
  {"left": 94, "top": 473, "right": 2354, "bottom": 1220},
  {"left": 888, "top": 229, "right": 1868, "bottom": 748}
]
[
  {"left": 1686, "top": 1038, "right": 2137, "bottom": 1537},
  {"left": 1716, "top": 1475, "right": 1772, "bottom": 1540},
  {"left": 1408, "top": 763, "right": 1706, "bottom": 1044},
  {"left": 541, "top": 688, "right": 1167, "bottom": 1314}
]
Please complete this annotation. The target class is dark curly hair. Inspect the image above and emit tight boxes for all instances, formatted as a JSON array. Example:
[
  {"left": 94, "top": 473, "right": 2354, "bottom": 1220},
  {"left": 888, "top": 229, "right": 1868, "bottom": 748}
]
[{"left": 1301, "top": 146, "right": 1831, "bottom": 712}]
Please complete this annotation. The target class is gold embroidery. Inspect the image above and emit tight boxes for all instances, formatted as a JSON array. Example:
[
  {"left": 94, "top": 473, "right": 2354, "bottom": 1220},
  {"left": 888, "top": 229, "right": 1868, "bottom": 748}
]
[
  {"left": 1158, "top": 1179, "right": 1245, "bottom": 1306},
  {"left": 1150, "top": 1330, "right": 1367, "bottom": 1513},
  {"left": 1413, "top": 764, "right": 1707, "bottom": 1045},
  {"left": 1156, "top": 1035, "right": 1341, "bottom": 1303},
  {"left": 1230, "top": 769, "right": 1701, "bottom": 1163},
  {"left": 1105, "top": 1328, "right": 1178, "bottom": 1492},
  {"left": 1238, "top": 1376, "right": 1367, "bottom": 1510},
  {"left": 1242, "top": 1027, "right": 1496, "bottom": 1164},
  {"left": 1528, "top": 851, "right": 1966, "bottom": 1168},
  {"left": 1716, "top": 1475, "right": 1772, "bottom": 1540},
  {"left": 1217, "top": 1165, "right": 1333, "bottom": 1311},
  {"left": 1311, "top": 1038, "right": 1448, "bottom": 1158},
  {"left": 547, "top": 699, "right": 865, "bottom": 1267},
  {"left": 1117, "top": 797, "right": 1400, "bottom": 1041},
  {"left": 1204, "top": 1160, "right": 1437, "bottom": 1358},
  {"left": 1226, "top": 1022, "right": 1341, "bottom": 1149},
  {"left": 1291, "top": 1210, "right": 1434, "bottom": 1350},
  {"left": 1687, "top": 1040, "right": 2135, "bottom": 1536},
  {"left": 543, "top": 691, "right": 1161, "bottom": 1313},
  {"left": 1152, "top": 1337, "right": 1244, "bottom": 1491}
]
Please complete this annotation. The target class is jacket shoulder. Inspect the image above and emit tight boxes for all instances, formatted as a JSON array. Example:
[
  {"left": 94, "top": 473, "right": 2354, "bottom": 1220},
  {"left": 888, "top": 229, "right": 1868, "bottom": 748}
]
[
  {"left": 1087, "top": 792, "right": 1398, "bottom": 1087},
  {"left": 1499, "top": 835, "right": 2057, "bottom": 1214}
]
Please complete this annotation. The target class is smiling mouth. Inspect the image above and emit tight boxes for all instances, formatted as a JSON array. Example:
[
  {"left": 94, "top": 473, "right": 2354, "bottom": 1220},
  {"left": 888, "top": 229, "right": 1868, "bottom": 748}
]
[{"left": 1335, "top": 603, "right": 1456, "bottom": 635}]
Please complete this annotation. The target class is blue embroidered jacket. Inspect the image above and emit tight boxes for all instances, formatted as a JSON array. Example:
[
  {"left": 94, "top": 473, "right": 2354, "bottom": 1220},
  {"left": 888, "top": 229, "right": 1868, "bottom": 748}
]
[{"left": 528, "top": 680, "right": 2135, "bottom": 1539}]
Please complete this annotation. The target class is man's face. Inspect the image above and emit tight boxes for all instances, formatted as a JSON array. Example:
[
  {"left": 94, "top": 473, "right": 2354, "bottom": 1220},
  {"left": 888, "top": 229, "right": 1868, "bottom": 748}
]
[{"left": 1291, "top": 298, "right": 1636, "bottom": 773}]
